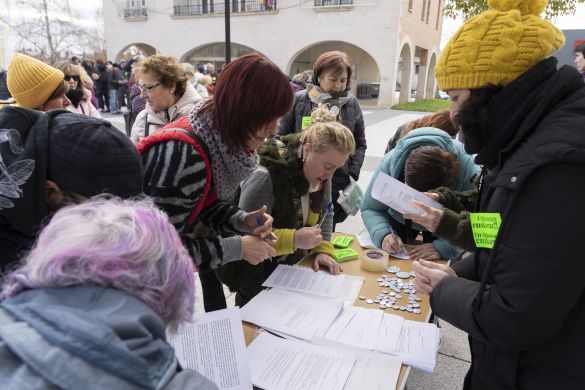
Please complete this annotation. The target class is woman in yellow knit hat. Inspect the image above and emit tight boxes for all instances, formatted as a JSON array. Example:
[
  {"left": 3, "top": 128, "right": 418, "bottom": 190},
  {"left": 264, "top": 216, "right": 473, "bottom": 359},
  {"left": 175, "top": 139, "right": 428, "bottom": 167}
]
[
  {"left": 7, "top": 54, "right": 70, "bottom": 111},
  {"left": 411, "top": 0, "right": 585, "bottom": 388}
]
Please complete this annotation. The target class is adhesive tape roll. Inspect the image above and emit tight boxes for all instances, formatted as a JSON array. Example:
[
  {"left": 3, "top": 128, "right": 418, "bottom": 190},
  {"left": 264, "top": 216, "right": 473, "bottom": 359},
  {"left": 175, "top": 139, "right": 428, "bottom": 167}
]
[{"left": 360, "top": 249, "right": 389, "bottom": 272}]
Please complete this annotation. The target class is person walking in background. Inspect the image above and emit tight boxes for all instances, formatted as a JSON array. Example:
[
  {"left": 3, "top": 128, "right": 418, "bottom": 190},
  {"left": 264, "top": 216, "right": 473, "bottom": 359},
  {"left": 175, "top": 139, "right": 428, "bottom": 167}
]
[
  {"left": 0, "top": 197, "right": 218, "bottom": 389},
  {"left": 412, "top": 1, "right": 585, "bottom": 388},
  {"left": 278, "top": 51, "right": 367, "bottom": 229},
  {"left": 94, "top": 59, "right": 109, "bottom": 112},
  {"left": 6, "top": 54, "right": 70, "bottom": 112},
  {"left": 137, "top": 52, "right": 293, "bottom": 312},
  {"left": 130, "top": 55, "right": 202, "bottom": 143}
]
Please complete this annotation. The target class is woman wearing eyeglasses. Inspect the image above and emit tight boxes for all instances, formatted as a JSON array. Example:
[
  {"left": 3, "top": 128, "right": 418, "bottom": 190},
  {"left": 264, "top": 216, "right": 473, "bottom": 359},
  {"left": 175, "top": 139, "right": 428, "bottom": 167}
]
[
  {"left": 130, "top": 55, "right": 202, "bottom": 143},
  {"left": 54, "top": 61, "right": 101, "bottom": 118}
]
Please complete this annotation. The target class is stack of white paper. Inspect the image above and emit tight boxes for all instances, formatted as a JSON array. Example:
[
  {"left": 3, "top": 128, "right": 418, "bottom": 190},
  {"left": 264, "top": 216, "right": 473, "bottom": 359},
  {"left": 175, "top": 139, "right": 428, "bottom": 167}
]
[
  {"left": 167, "top": 307, "right": 252, "bottom": 390},
  {"left": 312, "top": 338, "right": 402, "bottom": 390},
  {"left": 314, "top": 305, "right": 440, "bottom": 372},
  {"left": 321, "top": 306, "right": 384, "bottom": 351},
  {"left": 247, "top": 332, "right": 356, "bottom": 390},
  {"left": 241, "top": 288, "right": 344, "bottom": 341},
  {"left": 262, "top": 264, "right": 346, "bottom": 298},
  {"left": 395, "top": 320, "right": 441, "bottom": 373}
]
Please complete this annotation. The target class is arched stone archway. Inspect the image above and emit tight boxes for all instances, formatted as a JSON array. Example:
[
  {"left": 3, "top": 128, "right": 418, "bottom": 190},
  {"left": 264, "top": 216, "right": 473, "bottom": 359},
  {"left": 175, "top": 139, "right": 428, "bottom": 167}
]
[
  {"left": 181, "top": 42, "right": 260, "bottom": 70},
  {"left": 397, "top": 43, "right": 413, "bottom": 104},
  {"left": 115, "top": 43, "right": 156, "bottom": 62},
  {"left": 425, "top": 52, "right": 437, "bottom": 99},
  {"left": 287, "top": 41, "right": 381, "bottom": 104}
]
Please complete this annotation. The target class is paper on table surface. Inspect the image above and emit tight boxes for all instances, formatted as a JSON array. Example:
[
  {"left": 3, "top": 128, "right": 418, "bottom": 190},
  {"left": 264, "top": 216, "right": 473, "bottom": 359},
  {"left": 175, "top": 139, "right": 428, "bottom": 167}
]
[
  {"left": 247, "top": 332, "right": 356, "bottom": 390},
  {"left": 356, "top": 230, "right": 376, "bottom": 248},
  {"left": 167, "top": 307, "right": 252, "bottom": 390},
  {"left": 395, "top": 320, "right": 441, "bottom": 373},
  {"left": 374, "top": 313, "right": 405, "bottom": 355},
  {"left": 262, "top": 264, "right": 345, "bottom": 298},
  {"left": 312, "top": 337, "right": 402, "bottom": 390},
  {"left": 240, "top": 288, "right": 343, "bottom": 341},
  {"left": 322, "top": 306, "right": 384, "bottom": 351},
  {"left": 389, "top": 246, "right": 410, "bottom": 260},
  {"left": 371, "top": 171, "right": 443, "bottom": 215}
]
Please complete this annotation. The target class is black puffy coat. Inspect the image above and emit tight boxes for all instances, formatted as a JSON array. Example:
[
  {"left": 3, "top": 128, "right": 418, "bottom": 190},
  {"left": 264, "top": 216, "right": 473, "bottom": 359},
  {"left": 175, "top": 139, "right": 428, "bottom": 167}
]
[{"left": 430, "top": 58, "right": 585, "bottom": 389}]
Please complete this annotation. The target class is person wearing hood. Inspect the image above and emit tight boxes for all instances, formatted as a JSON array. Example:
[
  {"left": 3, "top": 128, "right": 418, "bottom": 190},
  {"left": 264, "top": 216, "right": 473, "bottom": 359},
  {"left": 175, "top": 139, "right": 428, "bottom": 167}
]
[
  {"left": 411, "top": 0, "right": 585, "bottom": 388},
  {"left": 361, "top": 128, "right": 479, "bottom": 261},
  {"left": 130, "top": 55, "right": 202, "bottom": 143},
  {"left": 0, "top": 197, "right": 218, "bottom": 390},
  {"left": 0, "top": 107, "right": 143, "bottom": 271},
  {"left": 278, "top": 51, "right": 367, "bottom": 228}
]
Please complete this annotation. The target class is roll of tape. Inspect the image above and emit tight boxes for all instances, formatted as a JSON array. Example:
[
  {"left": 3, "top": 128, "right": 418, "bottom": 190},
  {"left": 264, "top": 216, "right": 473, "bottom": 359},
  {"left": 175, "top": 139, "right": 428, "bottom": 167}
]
[{"left": 360, "top": 249, "right": 389, "bottom": 272}]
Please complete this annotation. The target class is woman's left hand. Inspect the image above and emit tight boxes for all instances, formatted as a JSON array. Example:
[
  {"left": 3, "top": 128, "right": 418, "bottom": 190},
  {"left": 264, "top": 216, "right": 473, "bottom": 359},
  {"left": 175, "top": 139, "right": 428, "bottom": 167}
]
[
  {"left": 313, "top": 253, "right": 343, "bottom": 275},
  {"left": 246, "top": 205, "right": 277, "bottom": 241},
  {"left": 408, "top": 243, "right": 441, "bottom": 261}
]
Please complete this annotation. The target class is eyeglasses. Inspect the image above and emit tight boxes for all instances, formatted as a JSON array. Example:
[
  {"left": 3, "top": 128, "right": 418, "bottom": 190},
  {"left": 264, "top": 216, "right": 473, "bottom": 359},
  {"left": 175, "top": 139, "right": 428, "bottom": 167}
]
[
  {"left": 64, "top": 75, "right": 81, "bottom": 82},
  {"left": 138, "top": 82, "right": 161, "bottom": 94}
]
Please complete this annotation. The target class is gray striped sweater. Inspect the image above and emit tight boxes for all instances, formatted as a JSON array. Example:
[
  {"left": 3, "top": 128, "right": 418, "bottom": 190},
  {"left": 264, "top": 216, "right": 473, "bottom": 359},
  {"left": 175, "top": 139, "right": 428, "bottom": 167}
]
[{"left": 142, "top": 140, "right": 250, "bottom": 271}]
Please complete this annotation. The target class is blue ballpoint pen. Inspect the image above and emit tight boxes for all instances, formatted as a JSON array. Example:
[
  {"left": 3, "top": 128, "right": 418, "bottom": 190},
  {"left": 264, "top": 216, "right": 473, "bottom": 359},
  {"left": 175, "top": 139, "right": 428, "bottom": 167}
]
[{"left": 317, "top": 202, "right": 333, "bottom": 227}]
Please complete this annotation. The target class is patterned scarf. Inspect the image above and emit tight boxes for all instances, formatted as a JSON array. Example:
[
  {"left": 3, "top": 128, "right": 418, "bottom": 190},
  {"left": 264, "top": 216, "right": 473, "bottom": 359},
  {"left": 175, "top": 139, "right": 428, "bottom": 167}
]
[
  {"left": 188, "top": 101, "right": 258, "bottom": 200},
  {"left": 306, "top": 83, "right": 351, "bottom": 111}
]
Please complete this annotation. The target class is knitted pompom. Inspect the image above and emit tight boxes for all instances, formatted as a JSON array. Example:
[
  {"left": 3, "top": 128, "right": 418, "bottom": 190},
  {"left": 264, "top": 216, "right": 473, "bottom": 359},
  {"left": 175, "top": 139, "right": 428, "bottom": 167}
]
[
  {"left": 488, "top": 0, "right": 547, "bottom": 15},
  {"left": 310, "top": 104, "right": 337, "bottom": 123}
]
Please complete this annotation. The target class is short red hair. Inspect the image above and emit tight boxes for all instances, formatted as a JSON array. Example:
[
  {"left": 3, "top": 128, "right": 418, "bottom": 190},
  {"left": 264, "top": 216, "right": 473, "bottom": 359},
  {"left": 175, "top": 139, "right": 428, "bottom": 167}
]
[{"left": 198, "top": 53, "right": 293, "bottom": 150}]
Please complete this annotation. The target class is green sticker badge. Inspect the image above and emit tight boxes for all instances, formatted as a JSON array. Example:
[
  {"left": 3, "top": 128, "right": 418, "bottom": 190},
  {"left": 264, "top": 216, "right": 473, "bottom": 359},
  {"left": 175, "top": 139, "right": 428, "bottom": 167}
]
[
  {"left": 301, "top": 116, "right": 311, "bottom": 130},
  {"left": 470, "top": 213, "right": 502, "bottom": 249},
  {"left": 333, "top": 235, "right": 354, "bottom": 248}
]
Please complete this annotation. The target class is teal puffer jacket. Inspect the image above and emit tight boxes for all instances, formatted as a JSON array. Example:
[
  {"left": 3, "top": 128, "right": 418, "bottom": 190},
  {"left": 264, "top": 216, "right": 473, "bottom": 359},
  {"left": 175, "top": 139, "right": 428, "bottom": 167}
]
[{"left": 361, "top": 127, "right": 480, "bottom": 260}]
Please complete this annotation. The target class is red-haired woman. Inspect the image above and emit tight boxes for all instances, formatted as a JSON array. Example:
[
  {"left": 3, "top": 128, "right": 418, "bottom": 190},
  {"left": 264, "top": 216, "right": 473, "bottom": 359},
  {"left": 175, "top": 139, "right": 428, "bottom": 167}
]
[
  {"left": 278, "top": 51, "right": 367, "bottom": 228},
  {"left": 137, "top": 53, "right": 294, "bottom": 311}
]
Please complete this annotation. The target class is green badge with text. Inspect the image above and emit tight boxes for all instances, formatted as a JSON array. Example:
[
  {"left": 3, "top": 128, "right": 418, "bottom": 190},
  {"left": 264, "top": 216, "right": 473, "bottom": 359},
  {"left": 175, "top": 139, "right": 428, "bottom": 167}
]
[
  {"left": 470, "top": 213, "right": 502, "bottom": 249},
  {"left": 301, "top": 116, "right": 311, "bottom": 130}
]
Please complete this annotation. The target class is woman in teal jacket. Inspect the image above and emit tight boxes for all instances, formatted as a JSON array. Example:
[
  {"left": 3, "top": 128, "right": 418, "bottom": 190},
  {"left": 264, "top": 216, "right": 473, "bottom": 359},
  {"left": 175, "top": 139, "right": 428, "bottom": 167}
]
[{"left": 361, "top": 127, "right": 479, "bottom": 261}]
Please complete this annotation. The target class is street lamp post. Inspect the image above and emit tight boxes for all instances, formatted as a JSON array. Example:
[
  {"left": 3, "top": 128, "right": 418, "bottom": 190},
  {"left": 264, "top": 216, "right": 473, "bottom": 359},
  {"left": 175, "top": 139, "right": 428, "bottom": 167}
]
[{"left": 225, "top": 0, "right": 231, "bottom": 65}]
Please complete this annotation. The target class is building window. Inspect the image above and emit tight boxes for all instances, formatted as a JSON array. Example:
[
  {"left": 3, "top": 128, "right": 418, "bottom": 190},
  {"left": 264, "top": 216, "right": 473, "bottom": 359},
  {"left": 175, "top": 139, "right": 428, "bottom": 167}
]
[
  {"left": 436, "top": 0, "right": 441, "bottom": 29},
  {"left": 421, "top": 0, "right": 426, "bottom": 20},
  {"left": 408, "top": 0, "right": 413, "bottom": 12},
  {"left": 426, "top": 0, "right": 431, "bottom": 23}
]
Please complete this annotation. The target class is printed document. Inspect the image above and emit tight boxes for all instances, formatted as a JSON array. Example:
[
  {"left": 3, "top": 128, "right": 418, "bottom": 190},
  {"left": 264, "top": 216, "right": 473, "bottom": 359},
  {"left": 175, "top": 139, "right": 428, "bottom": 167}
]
[
  {"left": 240, "top": 288, "right": 343, "bottom": 341},
  {"left": 395, "top": 320, "right": 441, "bottom": 373},
  {"left": 374, "top": 313, "right": 405, "bottom": 355},
  {"left": 312, "top": 338, "right": 402, "bottom": 390},
  {"left": 167, "top": 307, "right": 252, "bottom": 390},
  {"left": 322, "top": 306, "right": 384, "bottom": 351},
  {"left": 247, "top": 332, "right": 356, "bottom": 390},
  {"left": 371, "top": 171, "right": 443, "bottom": 215},
  {"left": 262, "top": 264, "right": 345, "bottom": 298}
]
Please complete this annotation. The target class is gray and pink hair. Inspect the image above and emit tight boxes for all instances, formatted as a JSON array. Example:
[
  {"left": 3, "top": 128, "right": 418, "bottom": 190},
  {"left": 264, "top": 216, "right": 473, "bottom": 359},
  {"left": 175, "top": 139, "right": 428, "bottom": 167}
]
[{"left": 0, "top": 197, "right": 195, "bottom": 330}]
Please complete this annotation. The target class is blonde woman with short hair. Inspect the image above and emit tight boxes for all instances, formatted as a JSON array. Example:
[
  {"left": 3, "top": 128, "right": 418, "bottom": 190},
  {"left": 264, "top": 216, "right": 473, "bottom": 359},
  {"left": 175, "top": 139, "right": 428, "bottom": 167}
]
[{"left": 217, "top": 105, "right": 356, "bottom": 306}]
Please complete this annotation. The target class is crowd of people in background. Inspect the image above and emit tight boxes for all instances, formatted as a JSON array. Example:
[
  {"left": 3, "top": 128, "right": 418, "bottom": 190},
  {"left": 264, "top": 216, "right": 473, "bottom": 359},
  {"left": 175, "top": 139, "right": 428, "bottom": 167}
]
[{"left": 0, "top": 1, "right": 585, "bottom": 387}]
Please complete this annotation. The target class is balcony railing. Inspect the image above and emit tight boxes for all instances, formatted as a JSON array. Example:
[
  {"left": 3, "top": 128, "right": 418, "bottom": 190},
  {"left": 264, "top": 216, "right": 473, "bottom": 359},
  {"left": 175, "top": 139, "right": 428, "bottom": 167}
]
[
  {"left": 124, "top": 8, "right": 148, "bottom": 18},
  {"left": 314, "top": 0, "right": 353, "bottom": 6},
  {"left": 173, "top": 1, "right": 276, "bottom": 16}
]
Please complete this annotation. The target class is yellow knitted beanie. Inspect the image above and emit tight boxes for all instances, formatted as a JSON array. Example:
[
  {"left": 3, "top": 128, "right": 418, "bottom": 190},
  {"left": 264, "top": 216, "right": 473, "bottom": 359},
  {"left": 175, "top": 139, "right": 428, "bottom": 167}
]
[
  {"left": 7, "top": 54, "right": 65, "bottom": 109},
  {"left": 436, "top": 0, "right": 565, "bottom": 91}
]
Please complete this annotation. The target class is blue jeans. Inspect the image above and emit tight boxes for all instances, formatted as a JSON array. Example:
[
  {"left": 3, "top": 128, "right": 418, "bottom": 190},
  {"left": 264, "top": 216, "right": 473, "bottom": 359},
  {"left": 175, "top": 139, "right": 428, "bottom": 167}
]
[{"left": 108, "top": 89, "right": 118, "bottom": 113}]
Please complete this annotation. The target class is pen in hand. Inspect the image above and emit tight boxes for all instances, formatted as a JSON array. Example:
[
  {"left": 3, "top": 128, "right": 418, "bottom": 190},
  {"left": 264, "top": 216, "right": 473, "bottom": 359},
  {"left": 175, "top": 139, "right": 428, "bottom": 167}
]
[{"left": 318, "top": 202, "right": 333, "bottom": 227}]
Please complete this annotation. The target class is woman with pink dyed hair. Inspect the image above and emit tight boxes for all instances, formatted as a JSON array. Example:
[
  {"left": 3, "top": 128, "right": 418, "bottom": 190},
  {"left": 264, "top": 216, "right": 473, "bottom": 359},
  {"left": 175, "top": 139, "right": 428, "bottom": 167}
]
[{"left": 0, "top": 197, "right": 218, "bottom": 390}]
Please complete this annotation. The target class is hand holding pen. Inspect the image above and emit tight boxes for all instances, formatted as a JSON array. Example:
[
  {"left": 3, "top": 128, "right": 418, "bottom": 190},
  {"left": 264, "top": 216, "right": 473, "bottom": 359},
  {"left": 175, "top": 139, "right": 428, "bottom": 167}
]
[{"left": 246, "top": 205, "right": 277, "bottom": 242}]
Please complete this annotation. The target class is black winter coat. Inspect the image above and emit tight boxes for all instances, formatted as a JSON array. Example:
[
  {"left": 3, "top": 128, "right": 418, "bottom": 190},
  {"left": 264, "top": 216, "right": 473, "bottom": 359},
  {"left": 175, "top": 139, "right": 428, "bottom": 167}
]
[
  {"left": 430, "top": 58, "right": 585, "bottom": 389},
  {"left": 277, "top": 90, "right": 367, "bottom": 199}
]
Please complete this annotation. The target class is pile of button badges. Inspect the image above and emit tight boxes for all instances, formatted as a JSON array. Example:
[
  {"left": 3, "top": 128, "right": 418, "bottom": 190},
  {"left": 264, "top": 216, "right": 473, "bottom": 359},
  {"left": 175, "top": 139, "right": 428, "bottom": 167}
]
[{"left": 358, "top": 265, "right": 422, "bottom": 314}]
